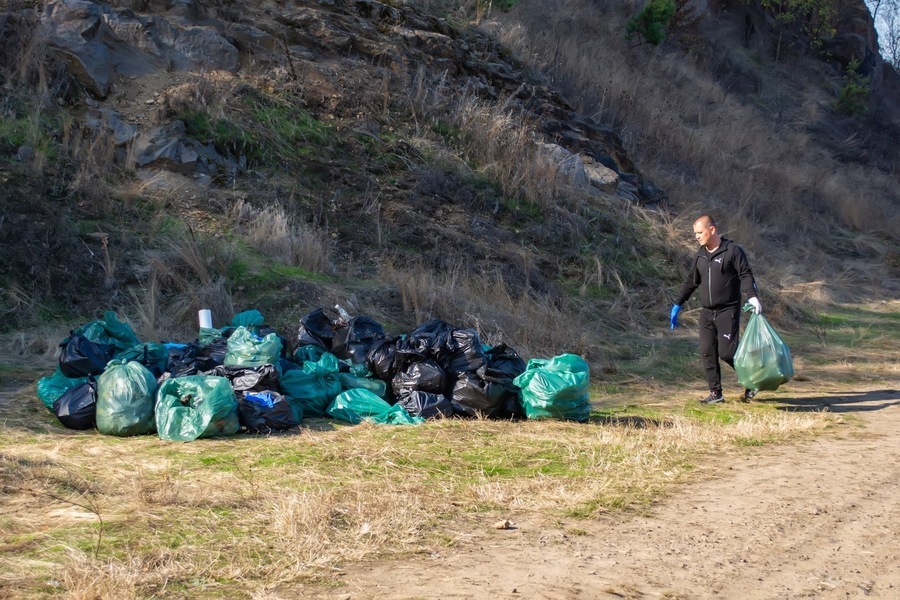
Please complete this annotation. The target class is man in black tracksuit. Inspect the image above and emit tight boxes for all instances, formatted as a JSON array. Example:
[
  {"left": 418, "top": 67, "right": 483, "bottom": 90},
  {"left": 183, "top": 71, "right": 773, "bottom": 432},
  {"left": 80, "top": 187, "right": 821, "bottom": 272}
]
[{"left": 670, "top": 215, "right": 761, "bottom": 404}]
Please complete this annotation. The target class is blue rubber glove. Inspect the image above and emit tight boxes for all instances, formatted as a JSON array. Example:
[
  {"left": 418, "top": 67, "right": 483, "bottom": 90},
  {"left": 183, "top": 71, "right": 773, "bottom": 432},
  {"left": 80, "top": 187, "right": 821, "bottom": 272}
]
[{"left": 670, "top": 305, "right": 682, "bottom": 329}]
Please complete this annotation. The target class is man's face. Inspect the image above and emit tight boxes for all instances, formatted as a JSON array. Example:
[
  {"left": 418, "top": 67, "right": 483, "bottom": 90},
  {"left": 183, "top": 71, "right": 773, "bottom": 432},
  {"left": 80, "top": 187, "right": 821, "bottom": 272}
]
[{"left": 693, "top": 221, "right": 714, "bottom": 247}]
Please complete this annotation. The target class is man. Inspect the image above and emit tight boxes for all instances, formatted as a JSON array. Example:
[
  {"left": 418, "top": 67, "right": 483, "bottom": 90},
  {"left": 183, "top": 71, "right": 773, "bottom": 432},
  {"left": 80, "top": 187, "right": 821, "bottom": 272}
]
[{"left": 670, "top": 215, "right": 761, "bottom": 404}]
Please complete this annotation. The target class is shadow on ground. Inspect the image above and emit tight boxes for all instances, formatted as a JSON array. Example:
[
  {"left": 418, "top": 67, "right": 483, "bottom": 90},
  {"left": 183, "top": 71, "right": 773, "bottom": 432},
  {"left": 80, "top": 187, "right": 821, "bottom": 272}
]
[
  {"left": 773, "top": 389, "right": 900, "bottom": 413},
  {"left": 590, "top": 415, "right": 673, "bottom": 428}
]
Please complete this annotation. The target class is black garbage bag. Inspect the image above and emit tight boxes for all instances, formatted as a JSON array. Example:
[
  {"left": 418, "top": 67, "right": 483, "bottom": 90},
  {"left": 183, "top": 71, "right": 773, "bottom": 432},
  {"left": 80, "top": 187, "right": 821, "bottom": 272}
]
[
  {"left": 166, "top": 343, "right": 202, "bottom": 377},
  {"left": 451, "top": 372, "right": 507, "bottom": 418},
  {"left": 238, "top": 390, "right": 300, "bottom": 433},
  {"left": 297, "top": 308, "right": 337, "bottom": 350},
  {"left": 478, "top": 344, "right": 527, "bottom": 419},
  {"left": 395, "top": 390, "right": 454, "bottom": 419},
  {"left": 443, "top": 328, "right": 488, "bottom": 374},
  {"left": 58, "top": 333, "right": 117, "bottom": 378},
  {"left": 195, "top": 335, "right": 229, "bottom": 371},
  {"left": 53, "top": 379, "right": 98, "bottom": 430},
  {"left": 405, "top": 318, "right": 455, "bottom": 360},
  {"left": 366, "top": 337, "right": 399, "bottom": 381},
  {"left": 332, "top": 316, "right": 386, "bottom": 365},
  {"left": 496, "top": 394, "right": 527, "bottom": 421},
  {"left": 392, "top": 358, "right": 447, "bottom": 397},
  {"left": 206, "top": 363, "right": 280, "bottom": 392},
  {"left": 481, "top": 343, "right": 527, "bottom": 383}
]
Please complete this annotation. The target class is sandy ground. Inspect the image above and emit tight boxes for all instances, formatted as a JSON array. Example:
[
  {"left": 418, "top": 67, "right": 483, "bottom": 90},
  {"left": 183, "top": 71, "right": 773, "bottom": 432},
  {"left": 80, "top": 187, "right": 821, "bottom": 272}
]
[{"left": 323, "top": 388, "right": 900, "bottom": 600}]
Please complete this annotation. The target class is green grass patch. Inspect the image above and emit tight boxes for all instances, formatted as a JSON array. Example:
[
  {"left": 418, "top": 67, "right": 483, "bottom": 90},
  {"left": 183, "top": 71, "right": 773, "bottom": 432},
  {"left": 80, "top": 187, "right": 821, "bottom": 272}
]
[
  {"left": 613, "top": 337, "right": 703, "bottom": 386},
  {"left": 244, "top": 95, "right": 333, "bottom": 159},
  {"left": 0, "top": 117, "right": 32, "bottom": 151}
]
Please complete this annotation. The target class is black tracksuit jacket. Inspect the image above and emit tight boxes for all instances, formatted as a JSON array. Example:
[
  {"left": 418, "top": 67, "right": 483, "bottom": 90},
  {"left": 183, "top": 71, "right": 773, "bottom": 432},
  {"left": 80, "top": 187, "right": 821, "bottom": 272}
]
[{"left": 675, "top": 238, "right": 758, "bottom": 310}]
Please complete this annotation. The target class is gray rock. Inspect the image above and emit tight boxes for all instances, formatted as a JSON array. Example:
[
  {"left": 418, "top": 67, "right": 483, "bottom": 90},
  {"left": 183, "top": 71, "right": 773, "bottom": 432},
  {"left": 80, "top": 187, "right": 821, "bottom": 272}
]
[
  {"left": 583, "top": 158, "right": 619, "bottom": 194},
  {"left": 41, "top": 0, "right": 115, "bottom": 97},
  {"left": 131, "top": 121, "right": 198, "bottom": 173},
  {"left": 104, "top": 111, "right": 139, "bottom": 146},
  {"left": 616, "top": 181, "right": 640, "bottom": 202},
  {"left": 222, "top": 22, "right": 280, "bottom": 53},
  {"left": 150, "top": 18, "right": 239, "bottom": 71},
  {"left": 540, "top": 142, "right": 588, "bottom": 189},
  {"left": 17, "top": 146, "right": 35, "bottom": 163}
]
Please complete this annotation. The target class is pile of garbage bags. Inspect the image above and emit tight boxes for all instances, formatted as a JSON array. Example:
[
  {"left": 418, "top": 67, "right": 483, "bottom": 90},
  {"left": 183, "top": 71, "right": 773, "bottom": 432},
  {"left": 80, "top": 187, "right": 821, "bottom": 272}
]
[{"left": 37, "top": 307, "right": 592, "bottom": 441}]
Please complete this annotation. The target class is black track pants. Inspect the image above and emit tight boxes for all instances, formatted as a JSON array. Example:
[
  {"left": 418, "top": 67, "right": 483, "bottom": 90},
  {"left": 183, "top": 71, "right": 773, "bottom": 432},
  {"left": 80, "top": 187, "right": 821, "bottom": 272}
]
[{"left": 699, "top": 306, "right": 741, "bottom": 393}]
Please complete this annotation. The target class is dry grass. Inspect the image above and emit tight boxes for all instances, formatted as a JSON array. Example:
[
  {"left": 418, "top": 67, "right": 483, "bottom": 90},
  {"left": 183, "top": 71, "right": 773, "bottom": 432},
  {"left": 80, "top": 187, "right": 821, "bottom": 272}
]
[
  {"left": 229, "top": 198, "right": 335, "bottom": 275},
  {"left": 0, "top": 399, "right": 836, "bottom": 598},
  {"left": 135, "top": 234, "right": 236, "bottom": 340},
  {"left": 403, "top": 66, "right": 564, "bottom": 210}
]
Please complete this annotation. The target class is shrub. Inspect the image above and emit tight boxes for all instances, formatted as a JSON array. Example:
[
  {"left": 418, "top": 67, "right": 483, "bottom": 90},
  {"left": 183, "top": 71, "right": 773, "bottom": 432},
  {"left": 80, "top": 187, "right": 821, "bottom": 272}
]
[
  {"left": 627, "top": 0, "right": 676, "bottom": 46},
  {"left": 834, "top": 58, "right": 871, "bottom": 116}
]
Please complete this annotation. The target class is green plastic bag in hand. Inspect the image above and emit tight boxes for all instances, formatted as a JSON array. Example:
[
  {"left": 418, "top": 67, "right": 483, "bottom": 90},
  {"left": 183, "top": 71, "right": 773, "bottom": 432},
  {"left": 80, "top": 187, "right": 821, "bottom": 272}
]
[{"left": 734, "top": 308, "right": 794, "bottom": 392}]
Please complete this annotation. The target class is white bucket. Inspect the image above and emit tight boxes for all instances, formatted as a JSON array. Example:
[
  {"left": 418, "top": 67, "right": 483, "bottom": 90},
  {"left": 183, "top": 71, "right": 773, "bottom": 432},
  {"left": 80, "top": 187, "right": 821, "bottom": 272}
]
[{"left": 198, "top": 309, "right": 213, "bottom": 329}]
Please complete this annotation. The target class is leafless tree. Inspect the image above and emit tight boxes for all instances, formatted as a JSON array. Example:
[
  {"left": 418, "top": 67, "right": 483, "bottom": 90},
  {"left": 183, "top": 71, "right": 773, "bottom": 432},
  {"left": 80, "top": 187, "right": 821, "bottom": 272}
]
[{"left": 868, "top": 0, "right": 900, "bottom": 66}]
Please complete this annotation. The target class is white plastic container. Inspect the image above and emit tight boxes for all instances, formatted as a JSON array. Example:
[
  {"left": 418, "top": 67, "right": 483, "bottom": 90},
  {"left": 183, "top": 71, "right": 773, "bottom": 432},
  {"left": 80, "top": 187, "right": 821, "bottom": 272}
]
[{"left": 198, "top": 309, "right": 213, "bottom": 329}]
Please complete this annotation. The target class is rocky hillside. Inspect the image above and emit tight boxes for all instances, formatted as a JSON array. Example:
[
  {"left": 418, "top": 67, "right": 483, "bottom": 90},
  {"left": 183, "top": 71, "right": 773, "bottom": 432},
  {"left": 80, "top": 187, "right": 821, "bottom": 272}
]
[{"left": 0, "top": 0, "right": 897, "bottom": 360}]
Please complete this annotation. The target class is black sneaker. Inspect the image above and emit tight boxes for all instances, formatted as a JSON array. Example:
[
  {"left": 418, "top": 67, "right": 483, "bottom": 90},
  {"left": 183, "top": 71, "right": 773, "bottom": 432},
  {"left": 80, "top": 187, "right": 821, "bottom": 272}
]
[
  {"left": 740, "top": 389, "right": 758, "bottom": 402},
  {"left": 700, "top": 392, "right": 724, "bottom": 404}
]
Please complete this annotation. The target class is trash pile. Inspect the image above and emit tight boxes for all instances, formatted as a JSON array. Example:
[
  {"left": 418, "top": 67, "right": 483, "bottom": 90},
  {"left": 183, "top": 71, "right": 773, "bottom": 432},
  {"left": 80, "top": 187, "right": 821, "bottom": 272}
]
[{"left": 37, "top": 307, "right": 592, "bottom": 441}]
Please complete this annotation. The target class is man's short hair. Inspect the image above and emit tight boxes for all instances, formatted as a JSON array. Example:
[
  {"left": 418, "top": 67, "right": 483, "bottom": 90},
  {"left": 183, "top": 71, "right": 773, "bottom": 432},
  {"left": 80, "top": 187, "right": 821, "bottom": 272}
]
[{"left": 695, "top": 214, "right": 716, "bottom": 228}]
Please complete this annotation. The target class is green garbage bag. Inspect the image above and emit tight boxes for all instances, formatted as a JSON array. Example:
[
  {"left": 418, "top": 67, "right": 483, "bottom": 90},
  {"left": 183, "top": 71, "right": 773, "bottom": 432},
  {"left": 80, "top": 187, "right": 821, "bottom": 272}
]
[
  {"left": 338, "top": 372, "right": 387, "bottom": 398},
  {"left": 279, "top": 352, "right": 342, "bottom": 417},
  {"left": 231, "top": 309, "right": 265, "bottom": 329},
  {"left": 74, "top": 311, "right": 140, "bottom": 353},
  {"left": 114, "top": 343, "right": 170, "bottom": 375},
  {"left": 513, "top": 354, "right": 591, "bottom": 422},
  {"left": 347, "top": 362, "right": 373, "bottom": 378},
  {"left": 735, "top": 308, "right": 794, "bottom": 392},
  {"left": 225, "top": 326, "right": 282, "bottom": 368},
  {"left": 156, "top": 376, "right": 239, "bottom": 441},
  {"left": 293, "top": 344, "right": 326, "bottom": 364},
  {"left": 36, "top": 368, "right": 88, "bottom": 412},
  {"left": 96, "top": 360, "right": 157, "bottom": 436},
  {"left": 199, "top": 326, "right": 234, "bottom": 347},
  {"left": 327, "top": 389, "right": 423, "bottom": 425}
]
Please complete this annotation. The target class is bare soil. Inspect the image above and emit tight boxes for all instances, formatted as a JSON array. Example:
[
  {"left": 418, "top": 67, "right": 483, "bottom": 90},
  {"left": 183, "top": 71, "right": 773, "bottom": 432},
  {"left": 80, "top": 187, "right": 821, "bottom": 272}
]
[{"left": 324, "top": 387, "right": 900, "bottom": 600}]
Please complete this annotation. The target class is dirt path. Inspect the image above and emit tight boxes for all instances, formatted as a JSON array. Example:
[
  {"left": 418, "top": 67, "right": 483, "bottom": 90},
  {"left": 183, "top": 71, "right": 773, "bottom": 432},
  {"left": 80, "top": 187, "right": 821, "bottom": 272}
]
[{"left": 327, "top": 388, "right": 900, "bottom": 599}]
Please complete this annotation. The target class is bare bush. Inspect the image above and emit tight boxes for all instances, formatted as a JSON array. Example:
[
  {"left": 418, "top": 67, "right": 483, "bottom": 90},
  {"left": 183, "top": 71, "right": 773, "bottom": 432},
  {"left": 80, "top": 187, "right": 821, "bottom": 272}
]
[
  {"left": 230, "top": 199, "right": 335, "bottom": 274},
  {"left": 140, "top": 234, "right": 237, "bottom": 335}
]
